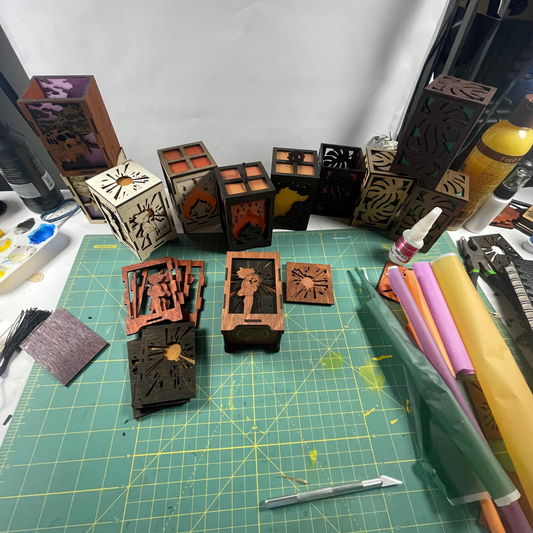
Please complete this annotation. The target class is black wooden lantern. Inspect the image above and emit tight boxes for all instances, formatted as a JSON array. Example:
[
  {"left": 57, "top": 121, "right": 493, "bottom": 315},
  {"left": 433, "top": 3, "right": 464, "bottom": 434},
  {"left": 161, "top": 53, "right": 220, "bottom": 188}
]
[
  {"left": 215, "top": 162, "right": 276, "bottom": 251},
  {"left": 313, "top": 143, "right": 365, "bottom": 218},
  {"left": 270, "top": 147, "right": 319, "bottom": 230}
]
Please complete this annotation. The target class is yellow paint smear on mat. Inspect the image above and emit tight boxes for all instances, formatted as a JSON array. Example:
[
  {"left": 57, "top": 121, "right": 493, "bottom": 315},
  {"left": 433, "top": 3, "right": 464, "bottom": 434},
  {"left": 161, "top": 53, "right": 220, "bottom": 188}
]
[
  {"left": 373, "top": 355, "right": 392, "bottom": 361},
  {"left": 359, "top": 358, "right": 385, "bottom": 390},
  {"left": 309, "top": 449, "right": 317, "bottom": 468},
  {"left": 320, "top": 351, "right": 344, "bottom": 369}
]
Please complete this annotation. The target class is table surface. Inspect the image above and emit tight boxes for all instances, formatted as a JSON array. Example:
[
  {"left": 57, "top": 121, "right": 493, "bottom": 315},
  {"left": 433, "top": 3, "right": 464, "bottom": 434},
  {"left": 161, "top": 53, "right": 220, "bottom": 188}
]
[
  {"left": 0, "top": 228, "right": 489, "bottom": 533},
  {"left": 1, "top": 189, "right": 533, "bottom": 447},
  {"left": 0, "top": 188, "right": 532, "bottom": 530}
]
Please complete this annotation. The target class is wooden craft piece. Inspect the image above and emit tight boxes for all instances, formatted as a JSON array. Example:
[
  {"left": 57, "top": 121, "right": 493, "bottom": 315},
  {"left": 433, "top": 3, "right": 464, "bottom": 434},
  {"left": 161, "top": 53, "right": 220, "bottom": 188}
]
[
  {"left": 285, "top": 262, "right": 334, "bottom": 305},
  {"left": 350, "top": 149, "right": 416, "bottom": 229},
  {"left": 215, "top": 162, "right": 276, "bottom": 251},
  {"left": 134, "top": 322, "right": 196, "bottom": 407},
  {"left": 127, "top": 338, "right": 189, "bottom": 419},
  {"left": 87, "top": 160, "right": 177, "bottom": 259},
  {"left": 387, "top": 169, "right": 469, "bottom": 253},
  {"left": 376, "top": 262, "right": 411, "bottom": 302},
  {"left": 122, "top": 257, "right": 182, "bottom": 335},
  {"left": 391, "top": 75, "right": 496, "bottom": 189},
  {"left": 61, "top": 148, "right": 127, "bottom": 224},
  {"left": 172, "top": 259, "right": 205, "bottom": 326},
  {"left": 17, "top": 75, "right": 121, "bottom": 177},
  {"left": 157, "top": 141, "right": 220, "bottom": 233},
  {"left": 313, "top": 143, "right": 365, "bottom": 218},
  {"left": 122, "top": 256, "right": 205, "bottom": 335},
  {"left": 222, "top": 252, "right": 284, "bottom": 352},
  {"left": 270, "top": 147, "right": 319, "bottom": 230},
  {"left": 20, "top": 307, "right": 108, "bottom": 385}
]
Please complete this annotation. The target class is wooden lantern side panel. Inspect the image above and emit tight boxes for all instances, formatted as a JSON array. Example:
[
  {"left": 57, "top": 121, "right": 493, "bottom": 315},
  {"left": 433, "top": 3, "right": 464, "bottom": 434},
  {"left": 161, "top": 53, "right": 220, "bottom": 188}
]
[
  {"left": 387, "top": 188, "right": 466, "bottom": 253},
  {"left": 62, "top": 148, "right": 127, "bottom": 224},
  {"left": 84, "top": 79, "right": 121, "bottom": 167},
  {"left": 17, "top": 77, "right": 121, "bottom": 177},
  {"left": 315, "top": 144, "right": 365, "bottom": 219},
  {"left": 271, "top": 173, "right": 320, "bottom": 231},
  {"left": 390, "top": 76, "right": 496, "bottom": 188},
  {"left": 118, "top": 184, "right": 177, "bottom": 261},
  {"left": 350, "top": 174, "right": 415, "bottom": 230},
  {"left": 61, "top": 174, "right": 106, "bottom": 224},
  {"left": 20, "top": 100, "right": 105, "bottom": 176},
  {"left": 91, "top": 192, "right": 138, "bottom": 252},
  {"left": 171, "top": 169, "right": 220, "bottom": 232}
]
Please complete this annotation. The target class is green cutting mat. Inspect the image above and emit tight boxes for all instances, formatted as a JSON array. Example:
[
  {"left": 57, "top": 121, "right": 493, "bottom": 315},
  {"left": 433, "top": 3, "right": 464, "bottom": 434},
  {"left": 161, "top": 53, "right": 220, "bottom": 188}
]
[{"left": 0, "top": 229, "right": 493, "bottom": 533}]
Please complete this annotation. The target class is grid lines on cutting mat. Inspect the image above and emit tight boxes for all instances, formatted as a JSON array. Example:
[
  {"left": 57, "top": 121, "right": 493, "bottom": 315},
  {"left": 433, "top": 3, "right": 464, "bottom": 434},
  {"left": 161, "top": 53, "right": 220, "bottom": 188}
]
[{"left": 0, "top": 230, "right": 502, "bottom": 533}]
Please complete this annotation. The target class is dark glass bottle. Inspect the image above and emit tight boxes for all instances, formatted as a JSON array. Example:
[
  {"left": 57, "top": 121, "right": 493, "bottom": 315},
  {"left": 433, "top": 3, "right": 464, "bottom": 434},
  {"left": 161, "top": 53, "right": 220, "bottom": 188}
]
[{"left": 0, "top": 117, "right": 63, "bottom": 213}]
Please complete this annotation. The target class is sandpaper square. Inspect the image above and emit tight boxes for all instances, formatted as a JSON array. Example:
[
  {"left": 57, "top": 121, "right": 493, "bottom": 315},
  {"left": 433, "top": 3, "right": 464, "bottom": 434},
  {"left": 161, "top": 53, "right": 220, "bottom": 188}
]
[{"left": 20, "top": 307, "right": 108, "bottom": 385}]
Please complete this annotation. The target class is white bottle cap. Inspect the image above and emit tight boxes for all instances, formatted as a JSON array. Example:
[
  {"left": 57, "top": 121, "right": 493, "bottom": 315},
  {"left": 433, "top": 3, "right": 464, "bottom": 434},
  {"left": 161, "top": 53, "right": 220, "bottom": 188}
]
[{"left": 409, "top": 207, "right": 442, "bottom": 242}]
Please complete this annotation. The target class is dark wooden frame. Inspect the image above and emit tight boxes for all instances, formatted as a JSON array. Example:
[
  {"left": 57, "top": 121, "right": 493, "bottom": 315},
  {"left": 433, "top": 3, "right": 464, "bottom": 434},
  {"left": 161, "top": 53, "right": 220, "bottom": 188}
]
[{"left": 313, "top": 143, "right": 365, "bottom": 218}]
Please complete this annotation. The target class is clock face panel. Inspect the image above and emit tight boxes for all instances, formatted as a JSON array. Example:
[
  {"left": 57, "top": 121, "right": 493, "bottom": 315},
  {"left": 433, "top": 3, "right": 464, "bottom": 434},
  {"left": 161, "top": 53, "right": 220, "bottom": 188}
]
[{"left": 124, "top": 192, "right": 174, "bottom": 252}]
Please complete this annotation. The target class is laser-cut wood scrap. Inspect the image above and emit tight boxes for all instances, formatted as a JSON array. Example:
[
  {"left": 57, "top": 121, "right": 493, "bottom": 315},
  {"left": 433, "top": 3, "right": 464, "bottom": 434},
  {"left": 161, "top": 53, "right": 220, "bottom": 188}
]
[
  {"left": 221, "top": 252, "right": 284, "bottom": 352},
  {"left": 285, "top": 262, "right": 334, "bottom": 305}
]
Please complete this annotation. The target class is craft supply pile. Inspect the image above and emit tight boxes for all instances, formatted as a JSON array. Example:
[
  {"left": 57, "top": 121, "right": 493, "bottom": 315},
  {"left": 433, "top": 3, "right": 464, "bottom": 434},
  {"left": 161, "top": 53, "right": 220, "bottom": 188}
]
[{"left": 1, "top": 71, "right": 533, "bottom": 529}]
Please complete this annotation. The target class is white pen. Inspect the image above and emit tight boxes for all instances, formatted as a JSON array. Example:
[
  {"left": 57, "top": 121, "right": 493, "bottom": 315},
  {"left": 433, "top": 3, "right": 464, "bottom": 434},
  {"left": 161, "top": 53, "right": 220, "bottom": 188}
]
[{"left": 265, "top": 475, "right": 402, "bottom": 508}]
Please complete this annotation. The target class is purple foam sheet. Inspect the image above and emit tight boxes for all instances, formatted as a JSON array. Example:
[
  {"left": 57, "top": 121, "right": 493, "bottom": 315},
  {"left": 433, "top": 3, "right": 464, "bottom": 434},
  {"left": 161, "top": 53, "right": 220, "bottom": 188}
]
[
  {"left": 27, "top": 101, "right": 106, "bottom": 171},
  {"left": 20, "top": 307, "right": 108, "bottom": 385},
  {"left": 36, "top": 76, "right": 91, "bottom": 99}
]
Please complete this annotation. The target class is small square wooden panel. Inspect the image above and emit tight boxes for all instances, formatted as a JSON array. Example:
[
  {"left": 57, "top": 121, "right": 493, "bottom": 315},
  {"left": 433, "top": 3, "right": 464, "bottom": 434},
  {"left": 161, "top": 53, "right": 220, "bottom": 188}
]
[{"left": 285, "top": 262, "right": 334, "bottom": 305}]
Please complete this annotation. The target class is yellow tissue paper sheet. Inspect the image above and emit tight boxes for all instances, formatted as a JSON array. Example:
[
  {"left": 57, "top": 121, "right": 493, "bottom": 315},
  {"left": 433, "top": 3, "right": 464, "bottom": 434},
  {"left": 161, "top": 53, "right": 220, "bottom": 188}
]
[{"left": 432, "top": 253, "right": 533, "bottom": 507}]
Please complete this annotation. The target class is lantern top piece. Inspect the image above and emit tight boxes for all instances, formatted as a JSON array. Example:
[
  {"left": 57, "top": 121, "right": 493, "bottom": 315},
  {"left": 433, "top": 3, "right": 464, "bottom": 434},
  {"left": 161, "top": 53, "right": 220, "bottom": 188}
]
[{"left": 87, "top": 160, "right": 162, "bottom": 207}]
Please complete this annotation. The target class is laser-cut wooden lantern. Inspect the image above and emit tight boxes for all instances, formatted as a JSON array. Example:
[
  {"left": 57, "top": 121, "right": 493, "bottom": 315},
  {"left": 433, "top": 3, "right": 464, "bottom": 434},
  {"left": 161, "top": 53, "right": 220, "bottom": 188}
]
[
  {"left": 221, "top": 252, "right": 284, "bottom": 353},
  {"left": 215, "top": 162, "right": 276, "bottom": 251},
  {"left": 157, "top": 141, "right": 220, "bottom": 233},
  {"left": 61, "top": 148, "right": 127, "bottom": 224},
  {"left": 350, "top": 149, "right": 416, "bottom": 229},
  {"left": 313, "top": 143, "right": 365, "bottom": 218},
  {"left": 270, "top": 147, "right": 319, "bottom": 230},
  {"left": 387, "top": 169, "right": 469, "bottom": 252},
  {"left": 390, "top": 75, "right": 496, "bottom": 189},
  {"left": 17, "top": 75, "right": 121, "bottom": 177},
  {"left": 87, "top": 160, "right": 177, "bottom": 260}
]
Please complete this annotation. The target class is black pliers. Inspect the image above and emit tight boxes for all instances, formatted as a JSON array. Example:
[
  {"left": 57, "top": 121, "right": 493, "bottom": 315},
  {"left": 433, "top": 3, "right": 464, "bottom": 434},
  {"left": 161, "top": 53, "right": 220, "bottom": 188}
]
[{"left": 457, "top": 237, "right": 515, "bottom": 300}]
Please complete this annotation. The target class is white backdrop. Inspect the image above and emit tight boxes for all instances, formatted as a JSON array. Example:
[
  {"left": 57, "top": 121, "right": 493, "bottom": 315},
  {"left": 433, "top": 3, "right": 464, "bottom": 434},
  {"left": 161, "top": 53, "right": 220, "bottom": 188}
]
[{"left": 0, "top": 0, "right": 448, "bottom": 175}]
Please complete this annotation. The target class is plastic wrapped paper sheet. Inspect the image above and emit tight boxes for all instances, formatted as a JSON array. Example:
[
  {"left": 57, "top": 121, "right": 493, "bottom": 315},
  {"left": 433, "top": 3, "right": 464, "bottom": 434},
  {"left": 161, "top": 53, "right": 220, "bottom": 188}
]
[
  {"left": 352, "top": 268, "right": 518, "bottom": 507},
  {"left": 432, "top": 253, "right": 533, "bottom": 510}
]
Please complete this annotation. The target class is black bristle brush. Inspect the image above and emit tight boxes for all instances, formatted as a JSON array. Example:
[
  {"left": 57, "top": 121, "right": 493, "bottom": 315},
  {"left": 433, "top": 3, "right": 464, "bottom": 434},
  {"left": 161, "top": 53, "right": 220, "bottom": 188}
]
[{"left": 0, "top": 308, "right": 52, "bottom": 377}]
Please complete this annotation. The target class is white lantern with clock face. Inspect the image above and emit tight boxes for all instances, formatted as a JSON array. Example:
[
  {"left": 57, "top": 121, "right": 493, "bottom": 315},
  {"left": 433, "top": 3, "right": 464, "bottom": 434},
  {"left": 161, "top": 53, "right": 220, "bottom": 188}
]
[{"left": 87, "top": 160, "right": 177, "bottom": 260}]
